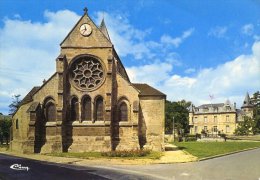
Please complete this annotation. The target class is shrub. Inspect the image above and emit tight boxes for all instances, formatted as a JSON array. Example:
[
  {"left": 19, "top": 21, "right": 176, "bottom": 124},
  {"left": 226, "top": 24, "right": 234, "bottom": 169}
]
[
  {"left": 184, "top": 134, "right": 197, "bottom": 141},
  {"left": 185, "top": 137, "right": 197, "bottom": 141},
  {"left": 101, "top": 149, "right": 151, "bottom": 157}
]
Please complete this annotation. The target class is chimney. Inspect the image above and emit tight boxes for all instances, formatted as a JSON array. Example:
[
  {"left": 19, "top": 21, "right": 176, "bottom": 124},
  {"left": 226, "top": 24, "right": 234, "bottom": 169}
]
[{"left": 234, "top": 102, "right": 236, "bottom": 109}]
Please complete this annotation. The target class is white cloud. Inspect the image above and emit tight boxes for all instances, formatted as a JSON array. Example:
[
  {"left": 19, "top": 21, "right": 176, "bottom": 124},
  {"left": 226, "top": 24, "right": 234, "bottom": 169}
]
[
  {"left": 208, "top": 26, "right": 227, "bottom": 38},
  {"left": 127, "top": 41, "right": 260, "bottom": 108},
  {"left": 160, "top": 28, "right": 194, "bottom": 48},
  {"left": 0, "top": 10, "right": 80, "bottom": 114},
  {"left": 94, "top": 12, "right": 153, "bottom": 60},
  {"left": 126, "top": 62, "right": 173, "bottom": 86},
  {"left": 184, "top": 68, "right": 196, "bottom": 74},
  {"left": 241, "top": 24, "right": 254, "bottom": 36}
]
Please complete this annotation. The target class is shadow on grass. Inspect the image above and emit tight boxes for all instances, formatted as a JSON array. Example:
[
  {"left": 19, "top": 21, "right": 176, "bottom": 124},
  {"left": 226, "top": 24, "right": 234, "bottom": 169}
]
[{"left": 165, "top": 146, "right": 187, "bottom": 151}]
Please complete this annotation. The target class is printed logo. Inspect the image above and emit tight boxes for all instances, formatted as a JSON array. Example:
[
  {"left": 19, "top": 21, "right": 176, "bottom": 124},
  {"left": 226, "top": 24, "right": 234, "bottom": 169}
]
[{"left": 10, "top": 164, "right": 29, "bottom": 171}]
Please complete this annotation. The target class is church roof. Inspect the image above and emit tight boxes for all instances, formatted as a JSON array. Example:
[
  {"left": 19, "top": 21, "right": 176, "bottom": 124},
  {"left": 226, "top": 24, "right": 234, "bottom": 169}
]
[
  {"left": 26, "top": 102, "right": 40, "bottom": 113},
  {"left": 60, "top": 10, "right": 112, "bottom": 48},
  {"left": 241, "top": 92, "right": 254, "bottom": 108},
  {"left": 132, "top": 83, "right": 166, "bottom": 97},
  {"left": 99, "top": 18, "right": 111, "bottom": 41},
  {"left": 20, "top": 86, "right": 40, "bottom": 106}
]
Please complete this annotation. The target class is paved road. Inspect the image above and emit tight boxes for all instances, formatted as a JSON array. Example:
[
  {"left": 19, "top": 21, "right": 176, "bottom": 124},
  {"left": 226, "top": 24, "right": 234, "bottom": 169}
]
[
  {"left": 104, "top": 148, "right": 260, "bottom": 180},
  {"left": 1, "top": 148, "right": 260, "bottom": 180},
  {"left": 0, "top": 154, "right": 153, "bottom": 180}
]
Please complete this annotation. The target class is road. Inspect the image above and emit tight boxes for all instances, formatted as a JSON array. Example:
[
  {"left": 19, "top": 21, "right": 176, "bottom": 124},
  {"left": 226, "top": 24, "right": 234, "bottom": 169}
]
[
  {"left": 1, "top": 148, "right": 260, "bottom": 180},
  {"left": 0, "top": 154, "right": 152, "bottom": 180},
  {"left": 104, "top": 148, "right": 260, "bottom": 180}
]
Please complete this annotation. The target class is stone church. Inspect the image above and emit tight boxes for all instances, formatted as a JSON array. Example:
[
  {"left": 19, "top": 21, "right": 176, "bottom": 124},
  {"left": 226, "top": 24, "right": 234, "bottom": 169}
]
[{"left": 10, "top": 8, "right": 166, "bottom": 153}]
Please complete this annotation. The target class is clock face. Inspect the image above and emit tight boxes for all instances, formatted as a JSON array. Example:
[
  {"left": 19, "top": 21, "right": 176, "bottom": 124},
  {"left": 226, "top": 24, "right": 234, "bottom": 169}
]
[{"left": 79, "top": 23, "right": 92, "bottom": 36}]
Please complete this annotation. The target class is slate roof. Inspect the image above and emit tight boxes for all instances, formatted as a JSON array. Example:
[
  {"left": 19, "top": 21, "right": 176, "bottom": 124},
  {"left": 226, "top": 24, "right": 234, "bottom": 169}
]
[
  {"left": 132, "top": 83, "right": 166, "bottom": 97},
  {"left": 20, "top": 86, "right": 40, "bottom": 106},
  {"left": 198, "top": 103, "right": 224, "bottom": 109},
  {"left": 241, "top": 92, "right": 254, "bottom": 108}
]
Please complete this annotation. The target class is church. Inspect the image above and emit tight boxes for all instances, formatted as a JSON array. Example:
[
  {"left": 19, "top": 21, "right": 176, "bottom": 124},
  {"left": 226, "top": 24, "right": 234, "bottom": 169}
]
[{"left": 10, "top": 8, "right": 166, "bottom": 153}]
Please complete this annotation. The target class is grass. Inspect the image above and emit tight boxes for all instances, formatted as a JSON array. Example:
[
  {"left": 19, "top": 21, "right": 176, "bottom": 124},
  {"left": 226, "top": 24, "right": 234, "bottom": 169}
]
[
  {"left": 49, "top": 151, "right": 162, "bottom": 160},
  {"left": 174, "top": 141, "right": 260, "bottom": 159}
]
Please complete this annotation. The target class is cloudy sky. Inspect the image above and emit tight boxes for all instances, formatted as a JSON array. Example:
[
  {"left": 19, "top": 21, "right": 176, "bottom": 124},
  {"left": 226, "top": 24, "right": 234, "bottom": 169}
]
[{"left": 0, "top": 0, "right": 260, "bottom": 114}]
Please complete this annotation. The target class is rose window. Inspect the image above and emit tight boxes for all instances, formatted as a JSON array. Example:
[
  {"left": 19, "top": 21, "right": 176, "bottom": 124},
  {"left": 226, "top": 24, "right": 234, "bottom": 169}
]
[{"left": 70, "top": 56, "right": 105, "bottom": 91}]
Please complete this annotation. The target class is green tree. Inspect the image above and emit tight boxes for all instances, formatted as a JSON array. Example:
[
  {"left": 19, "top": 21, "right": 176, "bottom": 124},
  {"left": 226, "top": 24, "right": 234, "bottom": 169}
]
[
  {"left": 252, "top": 91, "right": 260, "bottom": 134},
  {"left": 165, "top": 100, "right": 191, "bottom": 134},
  {"left": 8, "top": 94, "right": 21, "bottom": 115},
  {"left": 0, "top": 115, "right": 12, "bottom": 144},
  {"left": 235, "top": 116, "right": 254, "bottom": 135}
]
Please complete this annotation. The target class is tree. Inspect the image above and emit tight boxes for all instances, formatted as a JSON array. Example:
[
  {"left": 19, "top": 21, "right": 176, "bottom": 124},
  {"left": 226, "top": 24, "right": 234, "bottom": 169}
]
[
  {"left": 252, "top": 91, "right": 260, "bottom": 134},
  {"left": 165, "top": 100, "right": 191, "bottom": 135},
  {"left": 0, "top": 115, "right": 12, "bottom": 144},
  {"left": 235, "top": 116, "right": 254, "bottom": 135},
  {"left": 8, "top": 94, "right": 21, "bottom": 115}
]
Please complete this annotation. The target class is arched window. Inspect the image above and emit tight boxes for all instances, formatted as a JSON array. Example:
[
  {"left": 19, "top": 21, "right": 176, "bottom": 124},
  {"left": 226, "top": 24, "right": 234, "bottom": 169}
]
[
  {"left": 82, "top": 96, "right": 91, "bottom": 121},
  {"left": 95, "top": 96, "right": 103, "bottom": 121},
  {"left": 71, "top": 97, "right": 79, "bottom": 121},
  {"left": 46, "top": 102, "right": 56, "bottom": 122},
  {"left": 119, "top": 102, "right": 128, "bottom": 121},
  {"left": 16, "top": 119, "right": 19, "bottom": 129}
]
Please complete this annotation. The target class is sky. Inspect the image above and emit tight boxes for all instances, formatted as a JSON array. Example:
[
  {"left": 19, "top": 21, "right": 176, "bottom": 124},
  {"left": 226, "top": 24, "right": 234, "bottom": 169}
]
[{"left": 0, "top": 0, "right": 260, "bottom": 115}]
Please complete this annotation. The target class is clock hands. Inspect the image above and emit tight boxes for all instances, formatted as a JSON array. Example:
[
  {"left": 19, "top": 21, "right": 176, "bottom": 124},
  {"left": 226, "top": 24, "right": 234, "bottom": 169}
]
[{"left": 80, "top": 23, "right": 92, "bottom": 36}]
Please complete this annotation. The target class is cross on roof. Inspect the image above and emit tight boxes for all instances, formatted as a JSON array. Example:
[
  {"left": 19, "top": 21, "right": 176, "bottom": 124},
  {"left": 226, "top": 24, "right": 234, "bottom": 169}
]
[{"left": 83, "top": 7, "right": 88, "bottom": 14}]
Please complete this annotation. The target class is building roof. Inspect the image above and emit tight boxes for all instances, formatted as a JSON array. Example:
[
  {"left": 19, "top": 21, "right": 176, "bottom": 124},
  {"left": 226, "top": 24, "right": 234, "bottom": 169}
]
[
  {"left": 20, "top": 87, "right": 40, "bottom": 106},
  {"left": 132, "top": 83, "right": 166, "bottom": 97},
  {"left": 26, "top": 102, "right": 40, "bottom": 113},
  {"left": 241, "top": 92, "right": 254, "bottom": 108},
  {"left": 198, "top": 103, "right": 224, "bottom": 109}
]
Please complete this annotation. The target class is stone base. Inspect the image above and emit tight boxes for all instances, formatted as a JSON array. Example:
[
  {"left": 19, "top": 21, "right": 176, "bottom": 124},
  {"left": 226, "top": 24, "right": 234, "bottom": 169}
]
[{"left": 67, "top": 136, "right": 111, "bottom": 152}]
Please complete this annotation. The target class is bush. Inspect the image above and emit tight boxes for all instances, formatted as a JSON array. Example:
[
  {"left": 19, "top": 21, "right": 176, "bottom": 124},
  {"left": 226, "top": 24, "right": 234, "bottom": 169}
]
[
  {"left": 184, "top": 134, "right": 197, "bottom": 142},
  {"left": 101, "top": 149, "right": 151, "bottom": 157},
  {"left": 185, "top": 137, "right": 197, "bottom": 141}
]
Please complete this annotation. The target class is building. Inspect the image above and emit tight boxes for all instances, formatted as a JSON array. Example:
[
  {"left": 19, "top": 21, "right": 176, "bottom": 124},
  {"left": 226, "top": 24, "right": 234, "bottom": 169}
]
[
  {"left": 10, "top": 8, "right": 166, "bottom": 153},
  {"left": 189, "top": 93, "right": 254, "bottom": 135}
]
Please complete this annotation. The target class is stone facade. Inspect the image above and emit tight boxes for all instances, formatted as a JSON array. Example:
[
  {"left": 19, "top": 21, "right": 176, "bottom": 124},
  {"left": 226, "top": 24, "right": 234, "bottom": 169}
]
[
  {"left": 189, "top": 94, "right": 254, "bottom": 135},
  {"left": 10, "top": 9, "right": 166, "bottom": 153}
]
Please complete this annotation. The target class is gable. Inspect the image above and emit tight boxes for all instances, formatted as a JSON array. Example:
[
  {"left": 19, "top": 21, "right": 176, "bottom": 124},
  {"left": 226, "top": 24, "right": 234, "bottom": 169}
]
[{"left": 60, "top": 13, "right": 112, "bottom": 48}]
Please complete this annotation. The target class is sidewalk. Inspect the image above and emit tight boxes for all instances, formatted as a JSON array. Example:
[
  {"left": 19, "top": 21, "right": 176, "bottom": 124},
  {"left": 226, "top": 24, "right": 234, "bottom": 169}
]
[{"left": 1, "top": 143, "right": 197, "bottom": 166}]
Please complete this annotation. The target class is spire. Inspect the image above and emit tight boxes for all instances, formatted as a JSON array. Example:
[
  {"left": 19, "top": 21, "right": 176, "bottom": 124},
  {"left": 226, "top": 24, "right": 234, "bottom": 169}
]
[
  {"left": 99, "top": 18, "right": 111, "bottom": 41},
  {"left": 188, "top": 103, "right": 194, "bottom": 112},
  {"left": 242, "top": 92, "right": 253, "bottom": 108}
]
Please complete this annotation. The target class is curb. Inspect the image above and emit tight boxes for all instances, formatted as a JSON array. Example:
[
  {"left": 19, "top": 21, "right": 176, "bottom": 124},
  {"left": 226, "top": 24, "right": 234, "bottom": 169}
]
[{"left": 198, "top": 147, "right": 260, "bottom": 161}]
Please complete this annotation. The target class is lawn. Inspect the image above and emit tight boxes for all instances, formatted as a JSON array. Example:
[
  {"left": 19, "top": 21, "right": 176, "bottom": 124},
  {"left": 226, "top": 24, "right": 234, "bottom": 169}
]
[
  {"left": 174, "top": 141, "right": 260, "bottom": 159},
  {"left": 48, "top": 151, "right": 162, "bottom": 160}
]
